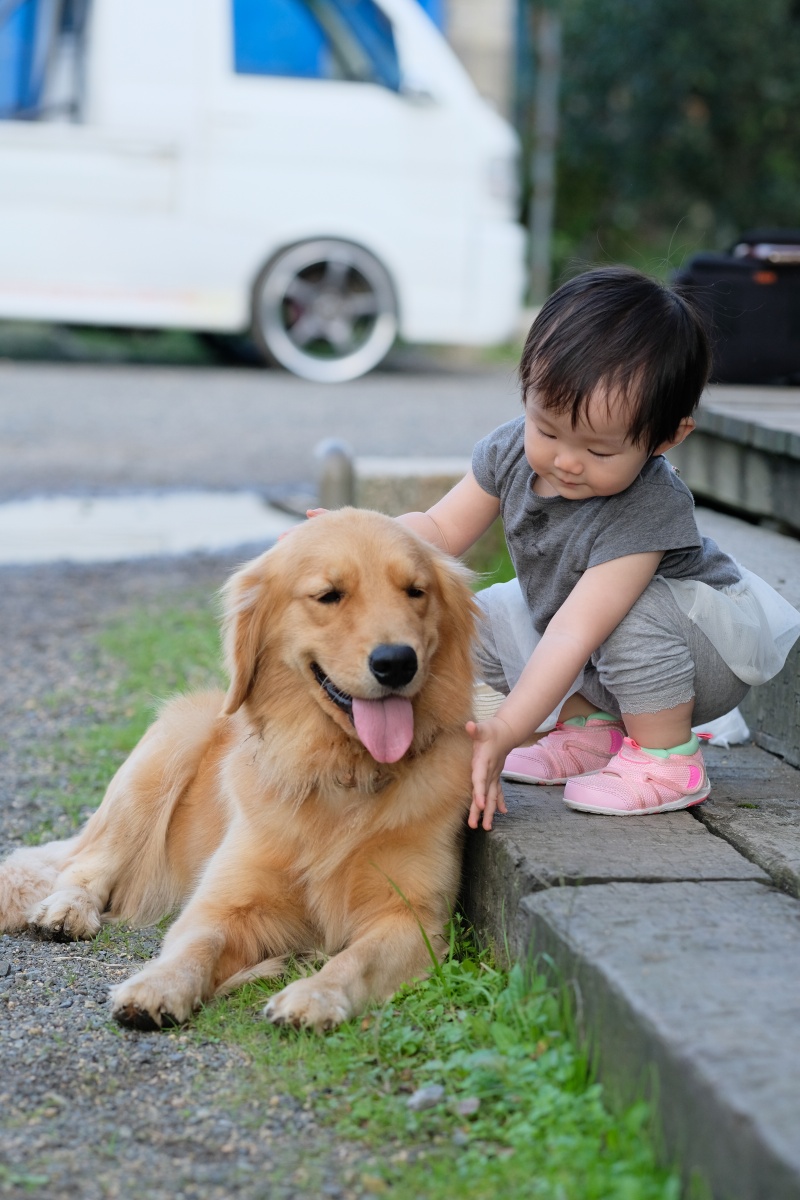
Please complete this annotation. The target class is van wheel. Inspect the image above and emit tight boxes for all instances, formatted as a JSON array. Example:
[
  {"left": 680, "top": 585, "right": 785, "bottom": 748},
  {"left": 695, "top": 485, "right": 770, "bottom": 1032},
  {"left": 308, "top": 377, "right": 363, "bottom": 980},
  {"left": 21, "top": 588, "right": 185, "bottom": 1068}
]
[{"left": 251, "top": 240, "right": 398, "bottom": 382}]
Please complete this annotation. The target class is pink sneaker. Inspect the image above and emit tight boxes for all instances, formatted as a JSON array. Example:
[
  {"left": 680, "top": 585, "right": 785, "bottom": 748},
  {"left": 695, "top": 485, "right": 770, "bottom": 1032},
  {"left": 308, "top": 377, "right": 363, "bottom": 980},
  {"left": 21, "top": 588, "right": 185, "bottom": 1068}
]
[
  {"left": 563, "top": 737, "right": 710, "bottom": 815},
  {"left": 502, "top": 715, "right": 626, "bottom": 785}
]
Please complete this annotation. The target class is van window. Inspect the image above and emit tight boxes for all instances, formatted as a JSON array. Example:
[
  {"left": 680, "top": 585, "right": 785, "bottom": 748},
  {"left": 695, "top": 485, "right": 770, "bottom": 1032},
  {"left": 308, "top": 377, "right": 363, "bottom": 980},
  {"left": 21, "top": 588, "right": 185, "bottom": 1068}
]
[
  {"left": 1, "top": 0, "right": 41, "bottom": 116},
  {"left": 233, "top": 0, "right": 401, "bottom": 90},
  {"left": 0, "top": 0, "right": 89, "bottom": 121}
]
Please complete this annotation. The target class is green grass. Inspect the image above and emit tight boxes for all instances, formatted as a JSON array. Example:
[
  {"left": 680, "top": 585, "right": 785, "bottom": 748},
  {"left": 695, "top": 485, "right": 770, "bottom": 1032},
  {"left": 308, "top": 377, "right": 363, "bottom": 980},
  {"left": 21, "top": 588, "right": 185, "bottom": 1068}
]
[
  {"left": 0, "top": 1164, "right": 50, "bottom": 1192},
  {"left": 188, "top": 934, "right": 683, "bottom": 1199},
  {"left": 0, "top": 320, "right": 221, "bottom": 366},
  {"left": 21, "top": 586, "right": 692, "bottom": 1198},
  {"left": 24, "top": 594, "right": 224, "bottom": 840},
  {"left": 465, "top": 520, "right": 516, "bottom": 591}
]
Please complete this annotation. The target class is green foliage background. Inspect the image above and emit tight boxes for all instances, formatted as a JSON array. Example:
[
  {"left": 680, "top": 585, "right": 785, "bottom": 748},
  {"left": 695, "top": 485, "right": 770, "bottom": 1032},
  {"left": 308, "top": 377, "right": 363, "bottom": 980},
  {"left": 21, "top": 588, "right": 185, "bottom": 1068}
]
[{"left": 518, "top": 0, "right": 800, "bottom": 279}]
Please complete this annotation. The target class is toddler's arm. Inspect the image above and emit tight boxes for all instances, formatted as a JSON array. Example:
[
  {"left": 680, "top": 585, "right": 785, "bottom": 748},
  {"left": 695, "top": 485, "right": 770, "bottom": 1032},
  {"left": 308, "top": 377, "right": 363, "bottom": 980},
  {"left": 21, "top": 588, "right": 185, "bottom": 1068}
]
[
  {"left": 398, "top": 471, "right": 500, "bottom": 556},
  {"left": 468, "top": 550, "right": 664, "bottom": 830}
]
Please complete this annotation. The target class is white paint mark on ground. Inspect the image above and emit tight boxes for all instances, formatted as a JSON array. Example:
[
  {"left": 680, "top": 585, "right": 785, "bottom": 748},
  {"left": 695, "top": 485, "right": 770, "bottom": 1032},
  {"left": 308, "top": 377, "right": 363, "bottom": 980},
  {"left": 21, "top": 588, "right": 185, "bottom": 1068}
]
[{"left": 0, "top": 491, "right": 300, "bottom": 565}]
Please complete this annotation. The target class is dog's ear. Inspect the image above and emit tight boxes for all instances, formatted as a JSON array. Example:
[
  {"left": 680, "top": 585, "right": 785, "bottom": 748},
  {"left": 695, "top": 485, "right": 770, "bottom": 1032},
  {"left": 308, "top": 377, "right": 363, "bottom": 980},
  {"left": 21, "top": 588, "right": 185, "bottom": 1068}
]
[
  {"left": 220, "top": 557, "right": 272, "bottom": 715},
  {"left": 429, "top": 550, "right": 480, "bottom": 694}
]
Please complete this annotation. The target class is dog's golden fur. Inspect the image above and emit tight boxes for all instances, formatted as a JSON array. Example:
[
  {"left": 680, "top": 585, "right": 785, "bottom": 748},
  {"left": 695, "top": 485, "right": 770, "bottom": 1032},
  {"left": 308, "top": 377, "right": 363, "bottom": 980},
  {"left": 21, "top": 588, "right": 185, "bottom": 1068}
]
[{"left": 0, "top": 509, "right": 478, "bottom": 1030}]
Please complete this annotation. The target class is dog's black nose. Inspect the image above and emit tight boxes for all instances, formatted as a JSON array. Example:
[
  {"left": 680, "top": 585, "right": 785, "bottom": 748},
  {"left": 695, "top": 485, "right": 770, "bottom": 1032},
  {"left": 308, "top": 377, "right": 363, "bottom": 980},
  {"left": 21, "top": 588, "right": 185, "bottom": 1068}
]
[{"left": 369, "top": 644, "right": 418, "bottom": 689}]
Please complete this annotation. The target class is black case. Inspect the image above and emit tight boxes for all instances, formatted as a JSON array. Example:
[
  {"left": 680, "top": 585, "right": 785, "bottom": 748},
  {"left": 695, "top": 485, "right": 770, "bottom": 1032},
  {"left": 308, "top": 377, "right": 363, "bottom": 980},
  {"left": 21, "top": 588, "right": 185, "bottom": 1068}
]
[{"left": 673, "top": 229, "right": 800, "bottom": 384}]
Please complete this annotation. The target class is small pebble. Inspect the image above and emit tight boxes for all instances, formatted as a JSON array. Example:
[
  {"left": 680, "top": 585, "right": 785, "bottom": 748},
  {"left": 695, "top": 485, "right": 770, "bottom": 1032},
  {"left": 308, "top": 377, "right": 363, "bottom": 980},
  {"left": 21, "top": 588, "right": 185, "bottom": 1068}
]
[{"left": 406, "top": 1084, "right": 445, "bottom": 1111}]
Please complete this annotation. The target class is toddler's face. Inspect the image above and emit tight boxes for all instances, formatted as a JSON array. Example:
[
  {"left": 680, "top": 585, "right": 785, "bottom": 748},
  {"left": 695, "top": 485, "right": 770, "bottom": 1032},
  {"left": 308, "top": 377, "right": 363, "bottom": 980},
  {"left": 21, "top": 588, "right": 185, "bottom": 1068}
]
[{"left": 523, "top": 387, "right": 652, "bottom": 500}]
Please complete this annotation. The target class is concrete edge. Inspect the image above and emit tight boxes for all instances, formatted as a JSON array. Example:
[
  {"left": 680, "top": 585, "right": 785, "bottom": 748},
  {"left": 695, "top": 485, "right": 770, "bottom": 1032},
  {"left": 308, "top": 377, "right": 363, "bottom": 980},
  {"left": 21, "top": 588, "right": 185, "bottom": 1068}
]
[
  {"left": 511, "top": 887, "right": 800, "bottom": 1200},
  {"left": 460, "top": 744, "right": 800, "bottom": 1200}
]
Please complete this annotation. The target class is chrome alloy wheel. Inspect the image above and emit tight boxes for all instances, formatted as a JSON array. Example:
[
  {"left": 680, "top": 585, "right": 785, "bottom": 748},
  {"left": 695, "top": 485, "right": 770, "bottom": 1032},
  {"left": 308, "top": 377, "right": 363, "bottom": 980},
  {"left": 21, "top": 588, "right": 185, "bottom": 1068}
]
[{"left": 252, "top": 239, "right": 398, "bottom": 382}]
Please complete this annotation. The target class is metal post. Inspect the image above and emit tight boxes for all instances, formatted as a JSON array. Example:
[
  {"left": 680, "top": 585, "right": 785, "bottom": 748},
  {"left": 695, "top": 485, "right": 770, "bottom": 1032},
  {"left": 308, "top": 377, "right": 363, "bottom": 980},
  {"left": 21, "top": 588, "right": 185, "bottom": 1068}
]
[
  {"left": 315, "top": 439, "right": 355, "bottom": 509},
  {"left": 528, "top": 5, "right": 562, "bottom": 306}
]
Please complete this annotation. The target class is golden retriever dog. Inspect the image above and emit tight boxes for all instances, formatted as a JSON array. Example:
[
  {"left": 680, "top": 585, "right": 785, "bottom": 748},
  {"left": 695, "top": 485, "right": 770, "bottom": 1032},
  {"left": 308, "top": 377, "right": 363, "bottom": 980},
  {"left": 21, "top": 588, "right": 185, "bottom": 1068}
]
[{"left": 0, "top": 509, "right": 478, "bottom": 1031}]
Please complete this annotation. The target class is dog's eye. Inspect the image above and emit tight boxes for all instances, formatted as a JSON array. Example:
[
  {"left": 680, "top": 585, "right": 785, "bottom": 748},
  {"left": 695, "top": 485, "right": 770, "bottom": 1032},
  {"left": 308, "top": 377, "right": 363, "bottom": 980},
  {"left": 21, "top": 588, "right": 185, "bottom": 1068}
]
[
  {"left": 317, "top": 589, "right": 343, "bottom": 605},
  {"left": 406, "top": 586, "right": 425, "bottom": 599}
]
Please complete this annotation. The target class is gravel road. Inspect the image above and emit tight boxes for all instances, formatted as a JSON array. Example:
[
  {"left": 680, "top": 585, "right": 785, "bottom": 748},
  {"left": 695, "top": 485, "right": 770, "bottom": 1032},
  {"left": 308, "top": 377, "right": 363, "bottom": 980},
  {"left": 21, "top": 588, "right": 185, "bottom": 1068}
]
[{"left": 0, "top": 554, "right": 393, "bottom": 1200}]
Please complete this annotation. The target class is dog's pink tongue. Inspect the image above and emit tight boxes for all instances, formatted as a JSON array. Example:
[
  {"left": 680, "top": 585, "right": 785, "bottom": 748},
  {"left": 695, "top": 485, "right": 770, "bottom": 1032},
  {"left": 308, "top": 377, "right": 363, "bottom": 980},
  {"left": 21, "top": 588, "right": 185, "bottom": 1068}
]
[{"left": 351, "top": 696, "right": 414, "bottom": 763}]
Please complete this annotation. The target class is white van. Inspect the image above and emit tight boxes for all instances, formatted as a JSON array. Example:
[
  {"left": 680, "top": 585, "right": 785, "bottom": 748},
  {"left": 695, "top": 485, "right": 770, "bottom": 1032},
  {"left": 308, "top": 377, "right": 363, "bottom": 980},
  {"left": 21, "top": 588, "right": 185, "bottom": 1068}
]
[{"left": 0, "top": 0, "right": 525, "bottom": 381}]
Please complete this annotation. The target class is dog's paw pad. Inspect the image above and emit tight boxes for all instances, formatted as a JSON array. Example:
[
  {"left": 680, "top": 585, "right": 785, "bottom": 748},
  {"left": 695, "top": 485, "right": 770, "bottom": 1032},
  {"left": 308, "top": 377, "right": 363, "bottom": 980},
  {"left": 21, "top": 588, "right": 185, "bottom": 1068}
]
[
  {"left": 27, "top": 890, "right": 102, "bottom": 942},
  {"left": 29, "top": 921, "right": 72, "bottom": 943},
  {"left": 112, "top": 1004, "right": 178, "bottom": 1032}
]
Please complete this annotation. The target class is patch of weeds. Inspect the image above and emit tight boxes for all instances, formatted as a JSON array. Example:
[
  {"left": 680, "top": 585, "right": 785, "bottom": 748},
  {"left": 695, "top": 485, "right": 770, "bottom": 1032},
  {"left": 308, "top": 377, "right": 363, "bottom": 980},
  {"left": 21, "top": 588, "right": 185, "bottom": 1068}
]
[
  {"left": 736, "top": 802, "right": 760, "bottom": 810},
  {"left": 36, "top": 598, "right": 223, "bottom": 833},
  {"left": 98, "top": 599, "right": 224, "bottom": 708},
  {"left": 39, "top": 691, "right": 77, "bottom": 714},
  {"left": 22, "top": 821, "right": 56, "bottom": 846},
  {"left": 0, "top": 1163, "right": 50, "bottom": 1192},
  {"left": 0, "top": 320, "right": 219, "bottom": 367},
  {"left": 188, "top": 924, "right": 681, "bottom": 1200},
  {"left": 92, "top": 921, "right": 165, "bottom": 962}
]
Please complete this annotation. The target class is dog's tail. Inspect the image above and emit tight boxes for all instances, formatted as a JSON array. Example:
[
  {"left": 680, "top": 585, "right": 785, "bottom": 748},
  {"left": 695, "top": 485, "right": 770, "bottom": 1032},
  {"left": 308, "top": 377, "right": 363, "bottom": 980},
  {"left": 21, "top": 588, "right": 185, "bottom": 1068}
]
[
  {"left": 215, "top": 956, "right": 289, "bottom": 996},
  {"left": 215, "top": 950, "right": 326, "bottom": 997},
  {"left": 93, "top": 690, "right": 227, "bottom": 926}
]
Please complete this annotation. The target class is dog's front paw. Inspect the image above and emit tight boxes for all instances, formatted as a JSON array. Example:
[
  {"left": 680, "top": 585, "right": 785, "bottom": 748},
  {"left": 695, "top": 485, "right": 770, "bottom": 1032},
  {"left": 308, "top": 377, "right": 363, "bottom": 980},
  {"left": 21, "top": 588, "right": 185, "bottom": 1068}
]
[
  {"left": 111, "top": 966, "right": 202, "bottom": 1032},
  {"left": 0, "top": 846, "right": 64, "bottom": 934},
  {"left": 264, "top": 976, "right": 352, "bottom": 1032},
  {"left": 28, "top": 887, "right": 103, "bottom": 942}
]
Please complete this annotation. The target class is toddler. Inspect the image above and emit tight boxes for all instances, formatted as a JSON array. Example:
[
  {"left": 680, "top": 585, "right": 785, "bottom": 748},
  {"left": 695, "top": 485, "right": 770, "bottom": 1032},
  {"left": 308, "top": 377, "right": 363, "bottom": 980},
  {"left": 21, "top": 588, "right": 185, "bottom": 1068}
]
[{"left": 396, "top": 267, "right": 800, "bottom": 828}]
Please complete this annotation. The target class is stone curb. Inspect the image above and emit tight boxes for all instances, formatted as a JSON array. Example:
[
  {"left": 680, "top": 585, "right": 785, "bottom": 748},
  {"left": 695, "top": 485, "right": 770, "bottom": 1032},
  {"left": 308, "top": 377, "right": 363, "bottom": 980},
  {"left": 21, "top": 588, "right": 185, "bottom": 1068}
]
[{"left": 461, "top": 757, "right": 800, "bottom": 1200}]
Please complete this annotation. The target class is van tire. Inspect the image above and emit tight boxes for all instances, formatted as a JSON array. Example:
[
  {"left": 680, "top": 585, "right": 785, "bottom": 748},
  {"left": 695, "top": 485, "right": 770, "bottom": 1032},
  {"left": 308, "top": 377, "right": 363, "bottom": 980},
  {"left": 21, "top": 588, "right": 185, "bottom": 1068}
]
[{"left": 251, "top": 239, "right": 398, "bottom": 383}]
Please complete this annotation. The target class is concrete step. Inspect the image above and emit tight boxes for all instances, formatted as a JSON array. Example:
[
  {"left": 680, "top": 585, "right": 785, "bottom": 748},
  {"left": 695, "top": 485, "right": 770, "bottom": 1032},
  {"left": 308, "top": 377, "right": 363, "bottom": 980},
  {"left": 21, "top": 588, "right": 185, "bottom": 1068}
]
[
  {"left": 669, "top": 385, "right": 800, "bottom": 535},
  {"left": 696, "top": 507, "right": 800, "bottom": 767},
  {"left": 461, "top": 744, "right": 800, "bottom": 1200},
  {"left": 694, "top": 743, "right": 800, "bottom": 899}
]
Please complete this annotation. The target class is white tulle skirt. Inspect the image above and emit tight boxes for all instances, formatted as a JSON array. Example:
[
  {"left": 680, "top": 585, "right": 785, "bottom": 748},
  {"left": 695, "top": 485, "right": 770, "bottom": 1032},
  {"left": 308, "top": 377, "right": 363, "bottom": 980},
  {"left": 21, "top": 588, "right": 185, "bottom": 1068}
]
[
  {"left": 660, "top": 565, "right": 800, "bottom": 686},
  {"left": 477, "top": 566, "right": 800, "bottom": 731}
]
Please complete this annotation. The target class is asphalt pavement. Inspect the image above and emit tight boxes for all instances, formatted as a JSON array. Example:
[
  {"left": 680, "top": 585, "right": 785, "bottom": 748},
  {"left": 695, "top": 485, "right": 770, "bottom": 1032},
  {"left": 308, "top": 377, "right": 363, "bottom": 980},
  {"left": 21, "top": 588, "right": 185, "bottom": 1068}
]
[{"left": 0, "top": 357, "right": 522, "bottom": 500}]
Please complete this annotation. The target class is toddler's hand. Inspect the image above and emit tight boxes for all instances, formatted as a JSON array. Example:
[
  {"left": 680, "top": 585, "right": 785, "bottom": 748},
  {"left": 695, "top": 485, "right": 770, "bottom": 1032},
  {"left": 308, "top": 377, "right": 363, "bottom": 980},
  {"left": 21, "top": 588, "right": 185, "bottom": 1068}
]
[
  {"left": 465, "top": 716, "right": 516, "bottom": 831},
  {"left": 278, "top": 507, "right": 329, "bottom": 541}
]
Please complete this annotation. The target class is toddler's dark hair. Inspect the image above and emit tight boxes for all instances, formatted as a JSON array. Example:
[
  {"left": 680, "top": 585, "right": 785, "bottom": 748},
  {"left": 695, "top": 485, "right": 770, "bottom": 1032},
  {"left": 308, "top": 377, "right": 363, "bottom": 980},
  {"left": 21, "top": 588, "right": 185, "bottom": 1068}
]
[{"left": 519, "top": 266, "right": 710, "bottom": 453}]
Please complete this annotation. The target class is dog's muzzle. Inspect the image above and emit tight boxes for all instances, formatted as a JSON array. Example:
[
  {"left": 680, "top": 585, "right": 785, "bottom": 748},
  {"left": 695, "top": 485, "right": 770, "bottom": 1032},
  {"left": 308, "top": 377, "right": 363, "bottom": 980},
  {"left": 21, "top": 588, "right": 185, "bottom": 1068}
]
[{"left": 311, "top": 658, "right": 416, "bottom": 764}]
